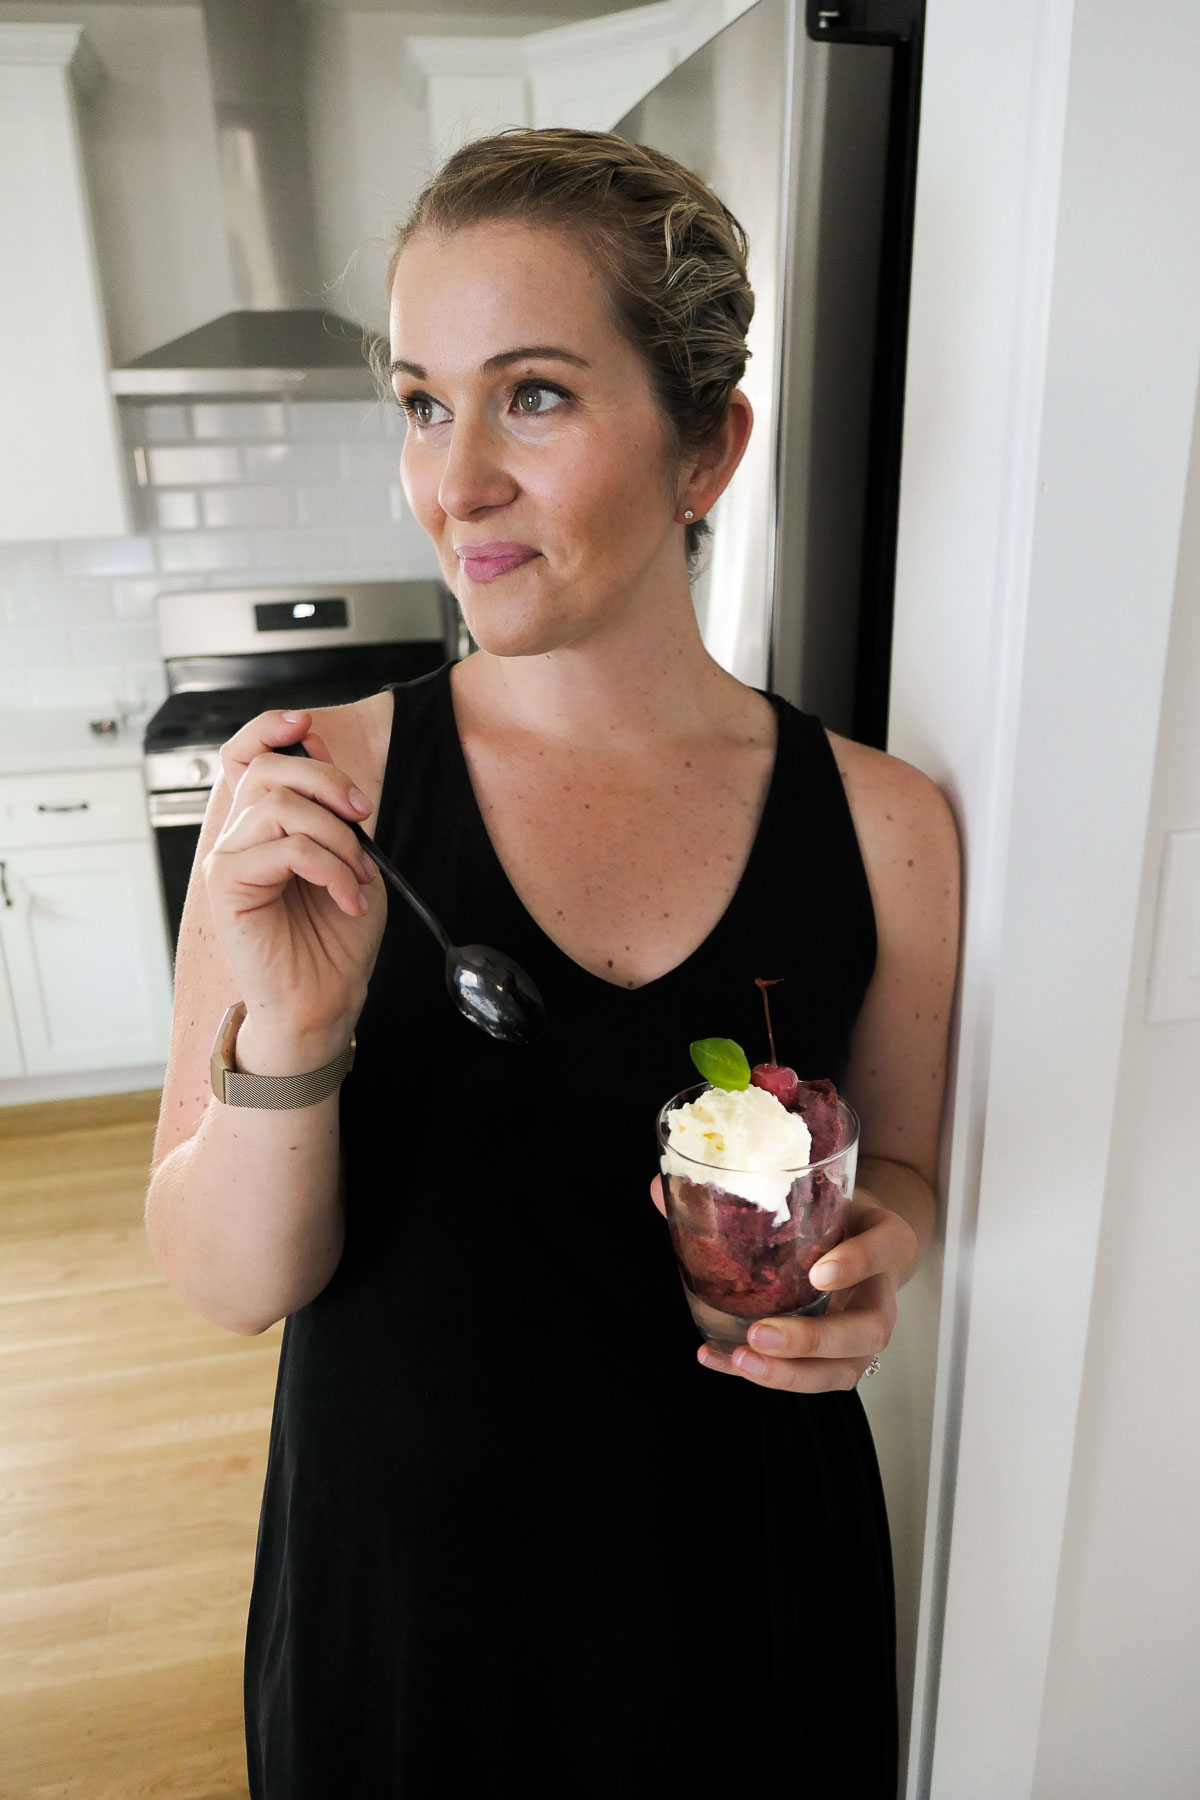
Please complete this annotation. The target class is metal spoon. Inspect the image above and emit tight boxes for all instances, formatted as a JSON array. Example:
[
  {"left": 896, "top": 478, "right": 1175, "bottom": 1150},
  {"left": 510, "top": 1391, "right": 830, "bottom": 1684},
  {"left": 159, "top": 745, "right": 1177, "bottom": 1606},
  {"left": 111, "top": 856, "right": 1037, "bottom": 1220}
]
[{"left": 278, "top": 741, "right": 546, "bottom": 1045}]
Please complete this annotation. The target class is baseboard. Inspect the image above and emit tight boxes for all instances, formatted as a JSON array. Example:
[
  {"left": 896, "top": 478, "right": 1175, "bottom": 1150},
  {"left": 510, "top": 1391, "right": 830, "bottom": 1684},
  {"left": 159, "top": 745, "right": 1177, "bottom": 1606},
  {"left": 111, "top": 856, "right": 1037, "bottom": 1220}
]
[{"left": 0, "top": 1067, "right": 165, "bottom": 1132}]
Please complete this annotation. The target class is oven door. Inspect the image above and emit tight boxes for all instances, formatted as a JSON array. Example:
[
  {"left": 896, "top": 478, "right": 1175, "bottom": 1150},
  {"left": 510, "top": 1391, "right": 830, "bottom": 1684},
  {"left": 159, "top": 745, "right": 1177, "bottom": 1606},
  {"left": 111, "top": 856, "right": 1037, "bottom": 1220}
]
[{"left": 148, "top": 790, "right": 210, "bottom": 956}]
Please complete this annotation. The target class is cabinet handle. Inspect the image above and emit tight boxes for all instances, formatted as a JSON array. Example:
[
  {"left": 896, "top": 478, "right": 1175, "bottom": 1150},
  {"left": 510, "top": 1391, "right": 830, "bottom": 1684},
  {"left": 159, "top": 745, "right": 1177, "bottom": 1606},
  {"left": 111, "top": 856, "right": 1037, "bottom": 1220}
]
[
  {"left": 0, "top": 861, "right": 11, "bottom": 908},
  {"left": 36, "top": 801, "right": 91, "bottom": 813}
]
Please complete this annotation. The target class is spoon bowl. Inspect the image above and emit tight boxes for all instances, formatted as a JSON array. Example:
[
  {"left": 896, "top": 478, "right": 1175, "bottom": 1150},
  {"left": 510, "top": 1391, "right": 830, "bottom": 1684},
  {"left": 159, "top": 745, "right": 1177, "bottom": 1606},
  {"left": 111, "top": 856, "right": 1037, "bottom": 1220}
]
[{"left": 277, "top": 740, "right": 546, "bottom": 1044}]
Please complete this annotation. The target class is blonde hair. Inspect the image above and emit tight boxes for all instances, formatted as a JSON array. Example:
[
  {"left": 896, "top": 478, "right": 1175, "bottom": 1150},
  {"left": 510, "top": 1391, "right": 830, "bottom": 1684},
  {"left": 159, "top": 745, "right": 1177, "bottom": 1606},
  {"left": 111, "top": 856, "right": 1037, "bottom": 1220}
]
[{"left": 380, "top": 127, "right": 754, "bottom": 563}]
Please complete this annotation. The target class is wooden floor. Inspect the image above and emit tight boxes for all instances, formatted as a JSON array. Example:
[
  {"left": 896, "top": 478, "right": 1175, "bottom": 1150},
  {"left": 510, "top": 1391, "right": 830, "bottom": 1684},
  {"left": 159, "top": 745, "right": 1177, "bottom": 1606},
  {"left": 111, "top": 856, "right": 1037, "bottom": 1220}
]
[{"left": 0, "top": 1093, "right": 281, "bottom": 1798}]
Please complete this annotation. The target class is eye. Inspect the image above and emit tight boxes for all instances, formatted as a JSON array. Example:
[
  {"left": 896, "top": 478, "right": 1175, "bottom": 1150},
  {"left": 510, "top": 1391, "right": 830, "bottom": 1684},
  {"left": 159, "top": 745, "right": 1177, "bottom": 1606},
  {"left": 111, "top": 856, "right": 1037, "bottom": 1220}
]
[
  {"left": 512, "top": 381, "right": 567, "bottom": 417},
  {"left": 398, "top": 390, "right": 451, "bottom": 428}
]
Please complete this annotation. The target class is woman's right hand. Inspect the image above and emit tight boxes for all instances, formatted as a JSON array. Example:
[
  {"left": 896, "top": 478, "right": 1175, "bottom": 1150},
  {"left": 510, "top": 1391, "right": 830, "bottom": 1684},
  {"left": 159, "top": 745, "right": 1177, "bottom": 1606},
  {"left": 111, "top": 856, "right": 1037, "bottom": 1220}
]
[{"left": 202, "top": 709, "right": 387, "bottom": 1069}]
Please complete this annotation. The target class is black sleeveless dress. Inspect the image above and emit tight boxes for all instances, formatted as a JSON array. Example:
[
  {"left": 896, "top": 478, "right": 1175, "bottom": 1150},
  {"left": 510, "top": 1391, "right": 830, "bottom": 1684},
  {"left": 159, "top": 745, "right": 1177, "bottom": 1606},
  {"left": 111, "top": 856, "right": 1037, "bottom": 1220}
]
[{"left": 244, "top": 665, "right": 895, "bottom": 1797}]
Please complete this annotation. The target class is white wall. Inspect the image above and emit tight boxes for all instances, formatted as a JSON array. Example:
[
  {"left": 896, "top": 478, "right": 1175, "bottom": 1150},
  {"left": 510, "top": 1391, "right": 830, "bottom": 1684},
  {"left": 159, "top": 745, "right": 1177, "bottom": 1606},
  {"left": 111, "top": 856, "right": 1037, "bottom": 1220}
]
[
  {"left": 890, "top": 0, "right": 1200, "bottom": 1793},
  {"left": 302, "top": 7, "right": 567, "bottom": 335},
  {"left": 1032, "top": 378, "right": 1200, "bottom": 1800}
]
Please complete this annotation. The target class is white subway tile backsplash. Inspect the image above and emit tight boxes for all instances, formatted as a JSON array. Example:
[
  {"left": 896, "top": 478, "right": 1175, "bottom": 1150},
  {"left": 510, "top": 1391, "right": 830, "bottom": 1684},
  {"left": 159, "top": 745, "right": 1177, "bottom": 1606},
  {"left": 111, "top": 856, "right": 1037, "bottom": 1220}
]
[
  {"left": 251, "top": 527, "right": 352, "bottom": 574},
  {"left": 158, "top": 532, "right": 254, "bottom": 573},
  {"left": 4, "top": 405, "right": 445, "bottom": 709},
  {"left": 71, "top": 621, "right": 161, "bottom": 667},
  {"left": 26, "top": 664, "right": 123, "bottom": 711},
  {"left": 58, "top": 536, "right": 156, "bottom": 578},
  {"left": 243, "top": 443, "right": 341, "bottom": 483},
  {"left": 0, "top": 543, "right": 59, "bottom": 579},
  {"left": 113, "top": 574, "right": 202, "bottom": 621},
  {"left": 119, "top": 403, "right": 191, "bottom": 445},
  {"left": 148, "top": 446, "right": 242, "bottom": 487},
  {"left": 348, "top": 524, "right": 439, "bottom": 575},
  {"left": 0, "top": 625, "right": 73, "bottom": 667},
  {"left": 149, "top": 492, "right": 201, "bottom": 531},
  {"left": 290, "top": 401, "right": 389, "bottom": 442},
  {"left": 0, "top": 666, "right": 29, "bottom": 707},
  {"left": 112, "top": 578, "right": 158, "bottom": 621},
  {"left": 192, "top": 402, "right": 290, "bottom": 441},
  {"left": 298, "top": 484, "right": 394, "bottom": 527},
  {"left": 201, "top": 486, "right": 298, "bottom": 530},
  {"left": 4, "top": 584, "right": 113, "bottom": 626},
  {"left": 340, "top": 440, "right": 402, "bottom": 483}
]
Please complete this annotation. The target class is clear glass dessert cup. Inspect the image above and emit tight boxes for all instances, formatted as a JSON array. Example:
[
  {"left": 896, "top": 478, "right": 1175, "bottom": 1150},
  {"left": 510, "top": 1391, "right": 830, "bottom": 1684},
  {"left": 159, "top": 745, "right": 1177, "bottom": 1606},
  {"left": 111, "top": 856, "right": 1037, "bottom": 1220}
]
[{"left": 656, "top": 1083, "right": 860, "bottom": 1346}]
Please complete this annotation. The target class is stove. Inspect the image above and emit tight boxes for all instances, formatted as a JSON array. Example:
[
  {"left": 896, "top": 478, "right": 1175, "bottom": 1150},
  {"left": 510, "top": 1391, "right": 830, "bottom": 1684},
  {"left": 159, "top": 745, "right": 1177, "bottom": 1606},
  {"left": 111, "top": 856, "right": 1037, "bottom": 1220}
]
[{"left": 144, "top": 580, "right": 458, "bottom": 947}]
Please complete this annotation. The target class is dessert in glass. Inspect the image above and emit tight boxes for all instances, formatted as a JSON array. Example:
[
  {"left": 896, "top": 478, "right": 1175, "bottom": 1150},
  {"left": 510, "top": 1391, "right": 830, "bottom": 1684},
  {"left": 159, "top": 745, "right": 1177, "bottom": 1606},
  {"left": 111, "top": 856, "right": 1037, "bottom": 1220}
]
[{"left": 655, "top": 987, "right": 859, "bottom": 1345}]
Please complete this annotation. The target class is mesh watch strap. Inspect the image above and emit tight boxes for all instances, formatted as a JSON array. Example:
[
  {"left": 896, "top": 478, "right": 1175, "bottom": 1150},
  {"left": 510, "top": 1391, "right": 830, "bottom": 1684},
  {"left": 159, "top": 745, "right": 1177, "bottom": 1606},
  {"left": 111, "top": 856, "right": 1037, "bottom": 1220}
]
[{"left": 210, "top": 1001, "right": 355, "bottom": 1109}]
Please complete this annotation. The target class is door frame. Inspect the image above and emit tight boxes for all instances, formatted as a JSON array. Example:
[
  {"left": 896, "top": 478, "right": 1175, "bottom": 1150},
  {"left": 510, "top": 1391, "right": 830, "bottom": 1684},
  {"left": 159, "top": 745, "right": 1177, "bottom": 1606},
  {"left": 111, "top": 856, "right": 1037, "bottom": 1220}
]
[{"left": 887, "top": 1, "right": 1200, "bottom": 1793}]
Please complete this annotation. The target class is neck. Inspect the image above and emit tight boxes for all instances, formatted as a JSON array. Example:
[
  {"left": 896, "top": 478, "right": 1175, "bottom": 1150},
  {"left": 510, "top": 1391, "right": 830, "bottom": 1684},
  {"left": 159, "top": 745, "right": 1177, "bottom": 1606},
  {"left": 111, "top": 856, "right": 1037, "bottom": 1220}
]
[{"left": 459, "top": 573, "right": 742, "bottom": 751}]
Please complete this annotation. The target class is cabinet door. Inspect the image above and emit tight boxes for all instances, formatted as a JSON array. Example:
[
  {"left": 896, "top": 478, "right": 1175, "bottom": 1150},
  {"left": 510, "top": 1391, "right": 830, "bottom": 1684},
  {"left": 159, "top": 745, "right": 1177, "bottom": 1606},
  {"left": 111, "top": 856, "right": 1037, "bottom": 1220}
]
[
  {"left": 0, "top": 841, "right": 172, "bottom": 1076},
  {"left": 0, "top": 26, "right": 129, "bottom": 542},
  {"left": 0, "top": 937, "right": 23, "bottom": 1079}
]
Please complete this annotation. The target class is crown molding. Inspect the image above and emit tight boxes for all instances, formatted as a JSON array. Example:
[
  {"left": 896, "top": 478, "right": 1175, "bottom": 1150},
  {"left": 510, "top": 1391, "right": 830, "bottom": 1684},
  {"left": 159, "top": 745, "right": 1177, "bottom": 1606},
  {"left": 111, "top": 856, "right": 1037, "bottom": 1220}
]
[
  {"left": 0, "top": 23, "right": 103, "bottom": 94},
  {"left": 404, "top": 34, "right": 527, "bottom": 82},
  {"left": 405, "top": 0, "right": 729, "bottom": 86}
]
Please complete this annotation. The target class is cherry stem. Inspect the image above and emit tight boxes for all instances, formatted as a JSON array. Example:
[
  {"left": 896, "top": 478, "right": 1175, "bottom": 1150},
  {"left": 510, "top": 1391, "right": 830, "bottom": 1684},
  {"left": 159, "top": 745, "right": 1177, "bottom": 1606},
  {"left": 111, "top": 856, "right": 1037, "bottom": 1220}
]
[{"left": 755, "top": 977, "right": 782, "bottom": 1066}]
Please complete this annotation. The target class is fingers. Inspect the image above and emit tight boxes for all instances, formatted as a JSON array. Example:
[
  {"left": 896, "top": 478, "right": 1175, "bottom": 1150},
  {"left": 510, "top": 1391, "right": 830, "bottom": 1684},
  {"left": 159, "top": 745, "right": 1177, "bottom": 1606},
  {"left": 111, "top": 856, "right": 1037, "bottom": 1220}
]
[
  {"left": 219, "top": 712, "right": 373, "bottom": 827},
  {"left": 698, "top": 1342, "right": 869, "bottom": 1393},
  {"left": 649, "top": 1175, "right": 666, "bottom": 1219},
  {"left": 808, "top": 1202, "right": 919, "bottom": 1297},
  {"left": 696, "top": 1272, "right": 896, "bottom": 1394},
  {"left": 216, "top": 787, "right": 377, "bottom": 887},
  {"left": 206, "top": 832, "right": 373, "bottom": 920},
  {"left": 233, "top": 750, "right": 373, "bottom": 830},
  {"left": 220, "top": 708, "right": 314, "bottom": 785}
]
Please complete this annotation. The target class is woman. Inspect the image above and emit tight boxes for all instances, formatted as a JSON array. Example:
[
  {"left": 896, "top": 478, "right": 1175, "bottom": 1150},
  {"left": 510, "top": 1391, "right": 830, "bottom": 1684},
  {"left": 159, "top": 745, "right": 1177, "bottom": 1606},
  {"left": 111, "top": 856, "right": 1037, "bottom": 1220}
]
[{"left": 147, "top": 129, "right": 959, "bottom": 1797}]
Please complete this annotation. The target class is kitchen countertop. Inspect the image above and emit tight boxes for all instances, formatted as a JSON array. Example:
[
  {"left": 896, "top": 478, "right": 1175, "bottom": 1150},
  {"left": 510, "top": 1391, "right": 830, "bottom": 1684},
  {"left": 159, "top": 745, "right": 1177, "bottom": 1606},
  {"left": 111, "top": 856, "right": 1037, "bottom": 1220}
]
[{"left": 0, "top": 711, "right": 147, "bottom": 778}]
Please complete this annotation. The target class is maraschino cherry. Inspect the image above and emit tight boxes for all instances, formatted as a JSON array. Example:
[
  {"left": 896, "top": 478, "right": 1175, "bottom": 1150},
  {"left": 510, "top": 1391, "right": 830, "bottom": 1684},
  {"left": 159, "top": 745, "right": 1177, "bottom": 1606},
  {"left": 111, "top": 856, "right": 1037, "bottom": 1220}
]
[{"left": 749, "top": 978, "right": 800, "bottom": 1108}]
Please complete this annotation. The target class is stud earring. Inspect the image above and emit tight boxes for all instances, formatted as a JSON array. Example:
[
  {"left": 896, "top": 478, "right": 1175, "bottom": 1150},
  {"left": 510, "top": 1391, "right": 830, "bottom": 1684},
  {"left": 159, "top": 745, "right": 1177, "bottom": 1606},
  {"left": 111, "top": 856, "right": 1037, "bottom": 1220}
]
[{"left": 683, "top": 509, "right": 694, "bottom": 521}]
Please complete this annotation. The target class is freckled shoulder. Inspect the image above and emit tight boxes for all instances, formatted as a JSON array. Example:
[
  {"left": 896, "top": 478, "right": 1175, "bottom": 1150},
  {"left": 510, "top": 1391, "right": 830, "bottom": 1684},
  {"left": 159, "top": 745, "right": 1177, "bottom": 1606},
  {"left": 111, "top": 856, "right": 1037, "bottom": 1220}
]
[
  {"left": 827, "top": 731, "right": 961, "bottom": 1185},
  {"left": 823, "top": 729, "right": 960, "bottom": 908},
  {"left": 308, "top": 689, "right": 396, "bottom": 821}
]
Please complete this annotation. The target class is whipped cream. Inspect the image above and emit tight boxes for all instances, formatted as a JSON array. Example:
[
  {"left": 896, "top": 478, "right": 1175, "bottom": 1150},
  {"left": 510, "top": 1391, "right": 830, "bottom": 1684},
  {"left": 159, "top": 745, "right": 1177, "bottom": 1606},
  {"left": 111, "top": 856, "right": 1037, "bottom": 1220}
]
[{"left": 661, "top": 1084, "right": 813, "bottom": 1224}]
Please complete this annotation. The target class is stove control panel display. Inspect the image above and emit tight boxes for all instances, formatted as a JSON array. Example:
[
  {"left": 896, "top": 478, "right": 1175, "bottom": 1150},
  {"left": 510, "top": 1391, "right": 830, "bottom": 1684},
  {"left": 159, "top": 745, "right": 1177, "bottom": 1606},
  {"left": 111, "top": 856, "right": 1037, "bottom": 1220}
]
[{"left": 254, "top": 597, "right": 349, "bottom": 633}]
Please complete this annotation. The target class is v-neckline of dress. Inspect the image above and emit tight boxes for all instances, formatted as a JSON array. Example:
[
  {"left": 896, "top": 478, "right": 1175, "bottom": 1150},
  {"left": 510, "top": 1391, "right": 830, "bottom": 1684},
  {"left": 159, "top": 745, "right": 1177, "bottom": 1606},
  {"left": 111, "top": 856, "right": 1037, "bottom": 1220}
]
[{"left": 434, "top": 663, "right": 785, "bottom": 998}]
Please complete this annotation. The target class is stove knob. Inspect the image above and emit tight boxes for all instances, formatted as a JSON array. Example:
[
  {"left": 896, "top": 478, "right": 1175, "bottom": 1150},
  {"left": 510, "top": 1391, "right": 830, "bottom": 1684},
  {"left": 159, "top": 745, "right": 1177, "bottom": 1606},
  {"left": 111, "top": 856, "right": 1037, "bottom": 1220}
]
[{"left": 188, "top": 756, "right": 211, "bottom": 785}]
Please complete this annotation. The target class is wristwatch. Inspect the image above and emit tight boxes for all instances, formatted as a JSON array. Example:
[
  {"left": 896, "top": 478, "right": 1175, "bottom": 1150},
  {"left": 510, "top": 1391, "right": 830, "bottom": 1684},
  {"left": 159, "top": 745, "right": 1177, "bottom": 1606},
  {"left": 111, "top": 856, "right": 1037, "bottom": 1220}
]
[{"left": 209, "top": 1000, "right": 356, "bottom": 1109}]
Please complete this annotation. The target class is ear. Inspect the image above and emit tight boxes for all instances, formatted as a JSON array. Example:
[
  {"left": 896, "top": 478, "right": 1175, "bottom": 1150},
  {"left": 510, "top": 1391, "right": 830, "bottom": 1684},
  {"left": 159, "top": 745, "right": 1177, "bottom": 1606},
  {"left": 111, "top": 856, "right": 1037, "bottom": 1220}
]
[{"left": 675, "top": 389, "right": 754, "bottom": 523}]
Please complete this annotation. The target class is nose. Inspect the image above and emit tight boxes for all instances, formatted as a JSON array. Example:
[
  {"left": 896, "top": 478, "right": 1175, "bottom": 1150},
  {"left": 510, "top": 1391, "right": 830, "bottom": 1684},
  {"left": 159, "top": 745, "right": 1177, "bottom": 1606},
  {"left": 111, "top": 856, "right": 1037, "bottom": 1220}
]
[{"left": 436, "top": 412, "right": 517, "bottom": 521}]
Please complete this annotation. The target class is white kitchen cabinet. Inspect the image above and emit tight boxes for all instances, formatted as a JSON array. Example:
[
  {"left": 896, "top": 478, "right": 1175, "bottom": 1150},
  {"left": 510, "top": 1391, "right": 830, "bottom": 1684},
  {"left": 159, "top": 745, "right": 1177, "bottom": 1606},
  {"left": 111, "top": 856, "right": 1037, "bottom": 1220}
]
[
  {"left": 0, "top": 24, "right": 129, "bottom": 543},
  {"left": 0, "top": 841, "right": 171, "bottom": 1076},
  {"left": 0, "top": 765, "right": 171, "bottom": 1081},
  {"left": 0, "top": 951, "right": 23, "bottom": 1082}
]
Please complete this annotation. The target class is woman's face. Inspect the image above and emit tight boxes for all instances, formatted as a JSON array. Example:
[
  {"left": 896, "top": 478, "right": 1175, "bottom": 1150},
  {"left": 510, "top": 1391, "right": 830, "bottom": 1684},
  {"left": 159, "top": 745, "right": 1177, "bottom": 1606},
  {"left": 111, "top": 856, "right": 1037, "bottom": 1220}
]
[{"left": 389, "top": 220, "right": 687, "bottom": 659}]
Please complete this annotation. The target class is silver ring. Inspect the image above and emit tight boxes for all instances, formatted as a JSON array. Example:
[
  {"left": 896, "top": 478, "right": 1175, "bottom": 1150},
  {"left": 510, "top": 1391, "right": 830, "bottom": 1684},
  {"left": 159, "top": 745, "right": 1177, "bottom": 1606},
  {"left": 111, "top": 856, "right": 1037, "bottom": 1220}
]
[{"left": 860, "top": 1355, "right": 881, "bottom": 1381}]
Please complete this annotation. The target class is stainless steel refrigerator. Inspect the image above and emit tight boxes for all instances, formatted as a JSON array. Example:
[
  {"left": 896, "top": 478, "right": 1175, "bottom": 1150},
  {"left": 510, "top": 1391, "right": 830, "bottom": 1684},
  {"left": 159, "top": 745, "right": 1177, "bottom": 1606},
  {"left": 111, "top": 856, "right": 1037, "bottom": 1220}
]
[{"left": 616, "top": 0, "right": 922, "bottom": 745}]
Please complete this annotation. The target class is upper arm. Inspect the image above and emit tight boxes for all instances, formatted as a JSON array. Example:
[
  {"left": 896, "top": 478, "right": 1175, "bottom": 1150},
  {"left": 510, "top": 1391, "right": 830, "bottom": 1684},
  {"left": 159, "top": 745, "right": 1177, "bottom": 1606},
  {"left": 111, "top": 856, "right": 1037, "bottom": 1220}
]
[{"left": 832, "top": 733, "right": 962, "bottom": 1188}]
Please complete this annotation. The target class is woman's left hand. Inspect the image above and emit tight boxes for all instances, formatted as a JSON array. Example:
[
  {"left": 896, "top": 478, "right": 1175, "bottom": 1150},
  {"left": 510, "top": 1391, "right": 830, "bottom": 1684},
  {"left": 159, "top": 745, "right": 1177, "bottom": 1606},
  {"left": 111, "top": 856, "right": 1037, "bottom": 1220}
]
[{"left": 648, "top": 1183, "right": 917, "bottom": 1392}]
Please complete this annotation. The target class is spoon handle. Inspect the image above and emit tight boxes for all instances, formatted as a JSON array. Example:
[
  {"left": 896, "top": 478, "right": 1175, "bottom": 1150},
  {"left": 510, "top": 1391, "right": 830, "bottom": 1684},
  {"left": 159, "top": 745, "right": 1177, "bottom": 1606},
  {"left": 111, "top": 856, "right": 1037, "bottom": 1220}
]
[{"left": 276, "top": 741, "right": 451, "bottom": 954}]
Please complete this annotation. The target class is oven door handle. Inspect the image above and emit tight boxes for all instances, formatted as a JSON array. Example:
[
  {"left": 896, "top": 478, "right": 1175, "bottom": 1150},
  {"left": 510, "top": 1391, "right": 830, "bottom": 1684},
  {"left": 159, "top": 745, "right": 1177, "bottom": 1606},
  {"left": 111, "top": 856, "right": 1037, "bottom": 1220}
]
[{"left": 148, "top": 792, "right": 210, "bottom": 829}]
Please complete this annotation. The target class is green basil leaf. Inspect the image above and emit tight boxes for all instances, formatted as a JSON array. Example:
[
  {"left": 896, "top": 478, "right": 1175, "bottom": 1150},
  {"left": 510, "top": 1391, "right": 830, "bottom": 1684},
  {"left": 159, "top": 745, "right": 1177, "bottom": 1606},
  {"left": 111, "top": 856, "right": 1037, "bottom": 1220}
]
[{"left": 688, "top": 1038, "right": 751, "bottom": 1091}]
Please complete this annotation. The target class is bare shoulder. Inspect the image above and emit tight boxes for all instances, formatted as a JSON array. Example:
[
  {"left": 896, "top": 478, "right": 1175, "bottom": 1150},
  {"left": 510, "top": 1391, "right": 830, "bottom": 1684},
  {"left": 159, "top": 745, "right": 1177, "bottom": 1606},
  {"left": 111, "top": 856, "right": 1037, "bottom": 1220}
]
[
  {"left": 831, "top": 731, "right": 961, "bottom": 1184},
  {"left": 310, "top": 688, "right": 395, "bottom": 815},
  {"left": 825, "top": 729, "right": 960, "bottom": 911}
]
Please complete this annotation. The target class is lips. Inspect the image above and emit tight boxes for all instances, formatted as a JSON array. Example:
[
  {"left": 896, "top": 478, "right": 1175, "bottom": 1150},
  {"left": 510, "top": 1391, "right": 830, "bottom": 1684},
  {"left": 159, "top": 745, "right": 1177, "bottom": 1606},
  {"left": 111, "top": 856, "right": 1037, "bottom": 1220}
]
[{"left": 455, "top": 542, "right": 539, "bottom": 583}]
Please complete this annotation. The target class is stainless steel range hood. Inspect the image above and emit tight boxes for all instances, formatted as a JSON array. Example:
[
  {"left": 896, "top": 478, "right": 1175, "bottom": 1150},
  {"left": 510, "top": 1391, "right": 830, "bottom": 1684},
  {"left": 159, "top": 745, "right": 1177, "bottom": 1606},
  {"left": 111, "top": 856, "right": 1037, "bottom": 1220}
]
[{"left": 111, "top": 0, "right": 380, "bottom": 403}]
